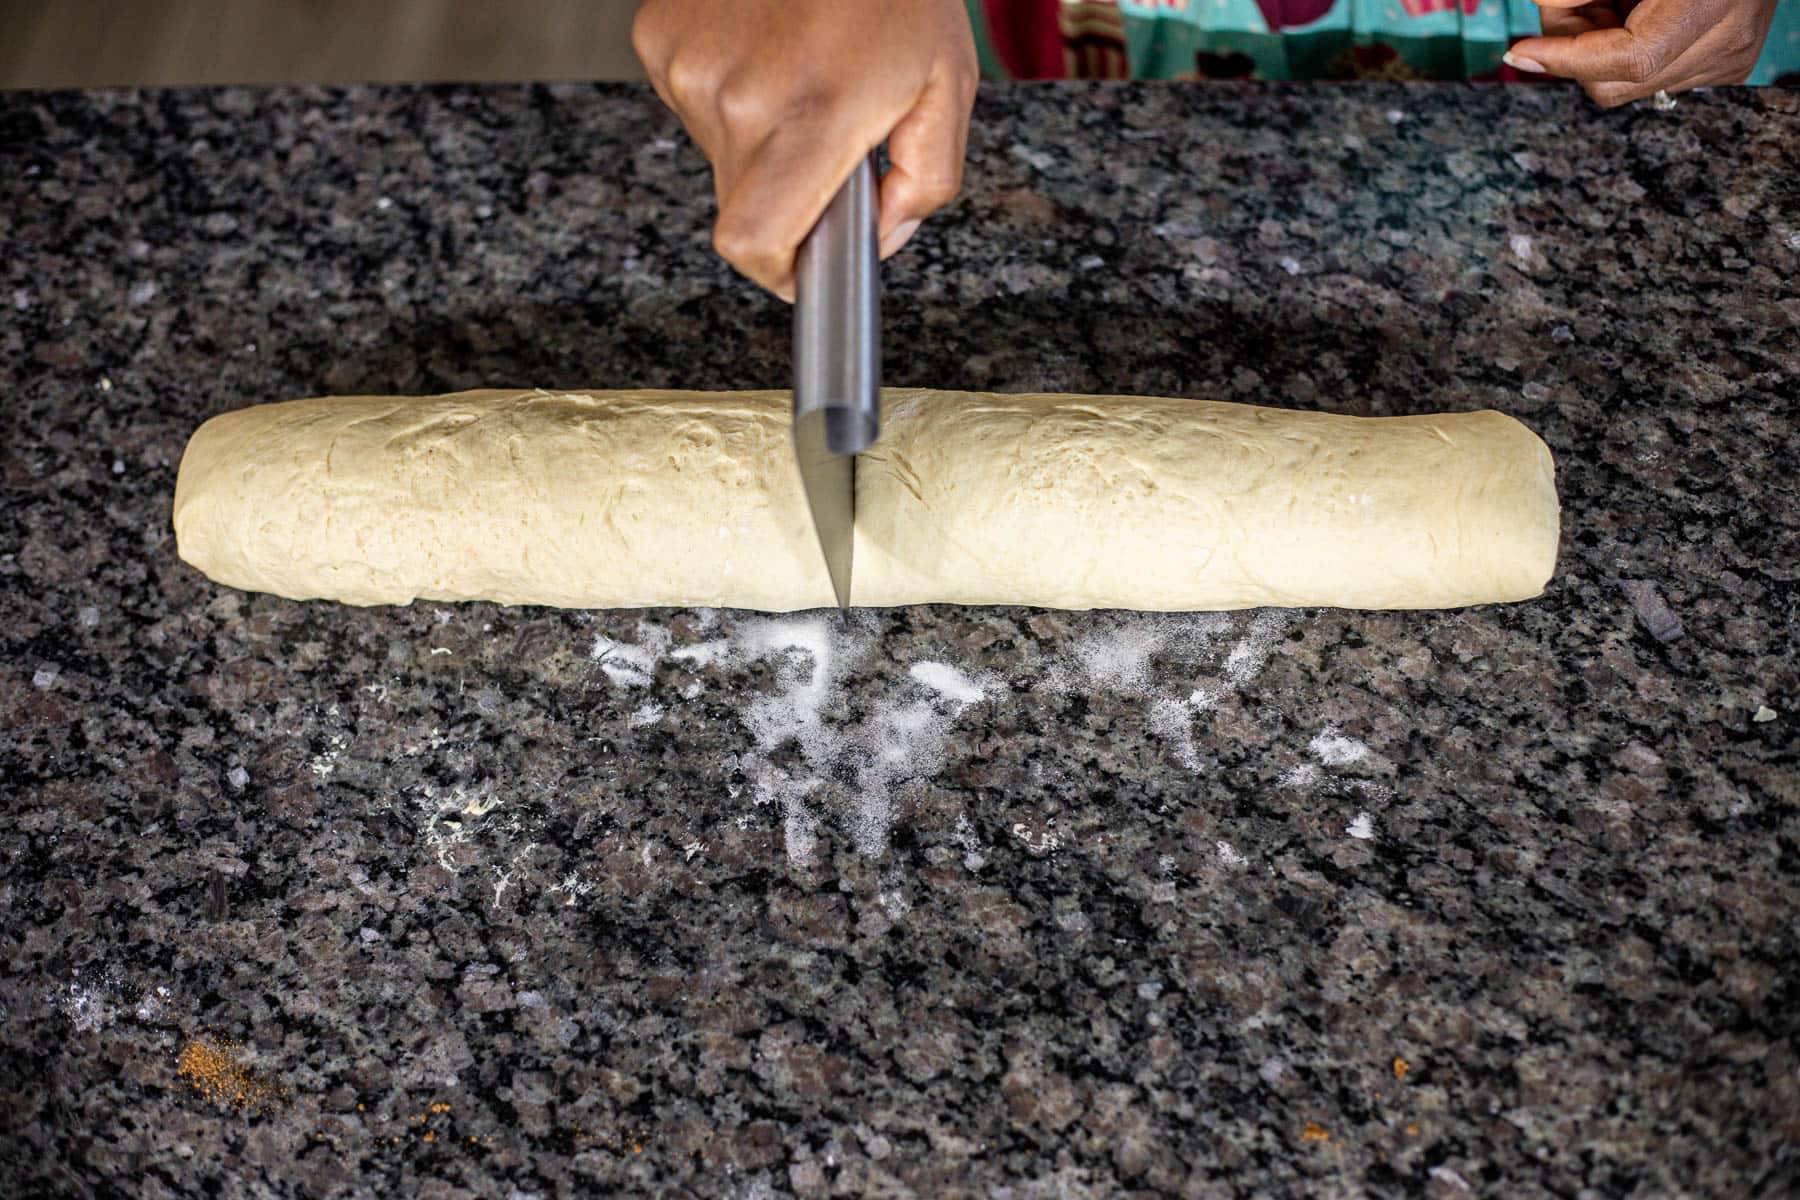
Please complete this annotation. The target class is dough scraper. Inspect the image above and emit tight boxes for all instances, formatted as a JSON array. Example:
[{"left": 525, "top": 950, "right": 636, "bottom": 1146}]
[{"left": 793, "top": 152, "right": 880, "bottom": 611}]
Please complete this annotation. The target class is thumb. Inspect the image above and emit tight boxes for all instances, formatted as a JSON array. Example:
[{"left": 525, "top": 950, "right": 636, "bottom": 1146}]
[{"left": 1506, "top": 0, "right": 1683, "bottom": 81}]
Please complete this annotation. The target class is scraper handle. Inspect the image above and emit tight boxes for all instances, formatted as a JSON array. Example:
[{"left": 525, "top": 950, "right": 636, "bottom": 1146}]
[{"left": 794, "top": 152, "right": 880, "bottom": 455}]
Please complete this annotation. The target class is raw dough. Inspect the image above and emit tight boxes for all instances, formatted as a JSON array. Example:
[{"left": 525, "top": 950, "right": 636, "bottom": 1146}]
[{"left": 173, "top": 388, "right": 1559, "bottom": 611}]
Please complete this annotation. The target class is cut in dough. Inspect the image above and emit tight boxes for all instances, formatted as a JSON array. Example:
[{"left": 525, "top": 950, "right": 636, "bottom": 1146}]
[{"left": 173, "top": 388, "right": 1559, "bottom": 611}]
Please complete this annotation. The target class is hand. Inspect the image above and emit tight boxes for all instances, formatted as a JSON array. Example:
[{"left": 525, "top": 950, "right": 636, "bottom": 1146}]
[
  {"left": 1504, "top": 0, "right": 1779, "bottom": 107},
  {"left": 633, "top": 0, "right": 978, "bottom": 299}
]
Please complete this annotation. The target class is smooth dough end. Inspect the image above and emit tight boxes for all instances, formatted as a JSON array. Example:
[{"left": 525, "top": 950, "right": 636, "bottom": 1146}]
[{"left": 173, "top": 388, "right": 1561, "bottom": 613}]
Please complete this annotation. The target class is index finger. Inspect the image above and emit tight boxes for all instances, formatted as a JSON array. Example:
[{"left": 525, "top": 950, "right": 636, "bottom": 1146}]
[{"left": 713, "top": 121, "right": 876, "bottom": 300}]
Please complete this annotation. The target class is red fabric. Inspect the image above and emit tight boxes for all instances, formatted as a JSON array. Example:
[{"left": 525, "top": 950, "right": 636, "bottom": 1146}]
[
  {"left": 1396, "top": 0, "right": 1483, "bottom": 16},
  {"left": 1252, "top": 0, "right": 1337, "bottom": 28},
  {"left": 983, "top": 0, "right": 1069, "bottom": 79}
]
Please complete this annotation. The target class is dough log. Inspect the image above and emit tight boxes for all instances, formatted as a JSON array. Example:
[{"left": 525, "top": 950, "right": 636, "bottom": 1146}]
[{"left": 173, "top": 388, "right": 1559, "bottom": 611}]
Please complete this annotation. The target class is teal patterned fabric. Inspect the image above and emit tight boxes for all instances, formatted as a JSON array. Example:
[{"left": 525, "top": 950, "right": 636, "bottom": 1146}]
[
  {"left": 968, "top": 0, "right": 1800, "bottom": 84},
  {"left": 1115, "top": 0, "right": 1544, "bottom": 81},
  {"left": 1752, "top": 0, "right": 1800, "bottom": 83}
]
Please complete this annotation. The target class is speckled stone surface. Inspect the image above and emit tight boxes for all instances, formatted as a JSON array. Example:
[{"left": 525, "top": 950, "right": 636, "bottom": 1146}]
[{"left": 2, "top": 82, "right": 1797, "bottom": 1199}]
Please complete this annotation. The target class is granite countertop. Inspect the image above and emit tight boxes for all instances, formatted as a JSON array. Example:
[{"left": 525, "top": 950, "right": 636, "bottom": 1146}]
[{"left": 2, "top": 82, "right": 1797, "bottom": 1198}]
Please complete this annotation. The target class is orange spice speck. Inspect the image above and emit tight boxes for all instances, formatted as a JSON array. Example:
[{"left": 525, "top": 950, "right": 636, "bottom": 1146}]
[
  {"left": 1406, "top": 1123, "right": 1420, "bottom": 1135},
  {"left": 1393, "top": 1057, "right": 1410, "bottom": 1081},
  {"left": 176, "top": 1036, "right": 288, "bottom": 1111},
  {"left": 1301, "top": 1122, "right": 1331, "bottom": 1143}
]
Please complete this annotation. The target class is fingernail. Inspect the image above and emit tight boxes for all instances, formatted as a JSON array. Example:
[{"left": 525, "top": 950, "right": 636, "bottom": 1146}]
[
  {"left": 880, "top": 218, "right": 922, "bottom": 259},
  {"left": 1503, "top": 51, "right": 1547, "bottom": 73}
]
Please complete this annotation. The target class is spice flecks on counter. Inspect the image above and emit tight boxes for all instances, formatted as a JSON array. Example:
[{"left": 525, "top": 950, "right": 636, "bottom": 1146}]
[{"left": 177, "top": 1036, "right": 289, "bottom": 1111}]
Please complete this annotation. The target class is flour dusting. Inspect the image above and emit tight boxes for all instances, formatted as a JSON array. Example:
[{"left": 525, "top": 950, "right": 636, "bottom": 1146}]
[
  {"left": 1062, "top": 613, "right": 1232, "bottom": 697},
  {"left": 1309, "top": 727, "right": 1369, "bottom": 767},
  {"left": 591, "top": 620, "right": 673, "bottom": 687},
  {"left": 1190, "top": 609, "right": 1293, "bottom": 710},
  {"left": 577, "top": 607, "right": 1304, "bottom": 863},
  {"left": 1278, "top": 763, "right": 1321, "bottom": 790},
  {"left": 1278, "top": 725, "right": 1396, "bottom": 842},
  {"left": 848, "top": 662, "right": 993, "bottom": 856},
  {"left": 909, "top": 661, "right": 989, "bottom": 705},
  {"left": 1148, "top": 698, "right": 1205, "bottom": 772},
  {"left": 61, "top": 980, "right": 114, "bottom": 1033}
]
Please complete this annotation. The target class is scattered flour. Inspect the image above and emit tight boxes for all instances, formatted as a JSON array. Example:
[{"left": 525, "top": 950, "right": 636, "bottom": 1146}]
[
  {"left": 670, "top": 639, "right": 730, "bottom": 669},
  {"left": 697, "top": 616, "right": 863, "bottom": 862},
  {"left": 61, "top": 980, "right": 113, "bottom": 1033},
  {"left": 1149, "top": 699, "right": 1205, "bottom": 773},
  {"left": 1076, "top": 623, "right": 1187, "bottom": 690},
  {"left": 591, "top": 620, "right": 672, "bottom": 687},
  {"left": 547, "top": 871, "right": 597, "bottom": 907},
  {"left": 415, "top": 781, "right": 505, "bottom": 871},
  {"left": 309, "top": 729, "right": 349, "bottom": 780},
  {"left": 1277, "top": 763, "right": 1321, "bottom": 790},
  {"left": 1280, "top": 728, "right": 1395, "bottom": 841},
  {"left": 1190, "top": 610, "right": 1294, "bottom": 710},
  {"left": 1428, "top": 1165, "right": 1474, "bottom": 1192},
  {"left": 134, "top": 985, "right": 172, "bottom": 1023},
  {"left": 1308, "top": 727, "right": 1369, "bottom": 767},
  {"left": 909, "top": 661, "right": 988, "bottom": 705},
  {"left": 1052, "top": 610, "right": 1293, "bottom": 772},
  {"left": 579, "top": 608, "right": 1302, "bottom": 863},
  {"left": 784, "top": 801, "right": 821, "bottom": 867},
  {"left": 954, "top": 812, "right": 986, "bottom": 871},
  {"left": 616, "top": 619, "right": 1002, "bottom": 862},
  {"left": 846, "top": 662, "right": 993, "bottom": 856},
  {"left": 739, "top": 616, "right": 847, "bottom": 755}
]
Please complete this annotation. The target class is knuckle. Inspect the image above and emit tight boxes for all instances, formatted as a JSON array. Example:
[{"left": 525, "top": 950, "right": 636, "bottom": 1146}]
[
  {"left": 711, "top": 220, "right": 751, "bottom": 264},
  {"left": 629, "top": 4, "right": 667, "bottom": 61},
  {"left": 718, "top": 78, "right": 829, "bottom": 131},
  {"left": 1620, "top": 45, "right": 1662, "bottom": 84},
  {"left": 712, "top": 219, "right": 777, "bottom": 279},
  {"left": 919, "top": 168, "right": 964, "bottom": 211},
  {"left": 713, "top": 79, "right": 772, "bottom": 126},
  {"left": 663, "top": 52, "right": 715, "bottom": 102}
]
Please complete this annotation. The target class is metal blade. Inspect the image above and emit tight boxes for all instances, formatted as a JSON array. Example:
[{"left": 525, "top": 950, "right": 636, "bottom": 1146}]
[
  {"left": 793, "top": 152, "right": 880, "bottom": 611},
  {"left": 793, "top": 408, "right": 854, "bottom": 610}
]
